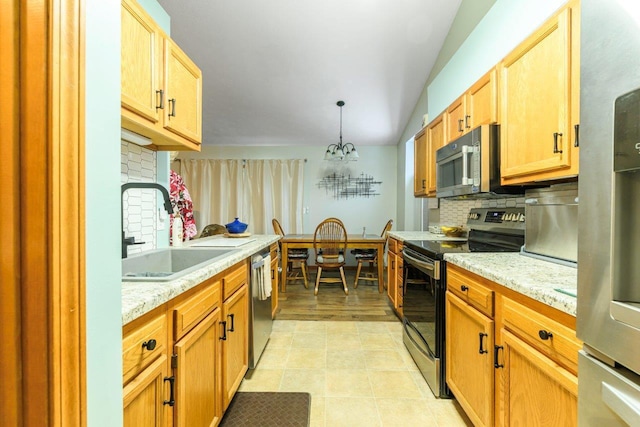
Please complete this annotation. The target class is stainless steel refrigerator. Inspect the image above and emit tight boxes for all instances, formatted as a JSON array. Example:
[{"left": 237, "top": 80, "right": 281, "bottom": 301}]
[{"left": 578, "top": 0, "right": 640, "bottom": 424}]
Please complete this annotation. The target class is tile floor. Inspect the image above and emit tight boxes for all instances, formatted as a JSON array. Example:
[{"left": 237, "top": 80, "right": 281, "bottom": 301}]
[{"left": 238, "top": 320, "right": 473, "bottom": 427}]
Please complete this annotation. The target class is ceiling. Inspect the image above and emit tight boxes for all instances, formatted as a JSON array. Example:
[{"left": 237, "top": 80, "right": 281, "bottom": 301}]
[{"left": 157, "top": 0, "right": 462, "bottom": 147}]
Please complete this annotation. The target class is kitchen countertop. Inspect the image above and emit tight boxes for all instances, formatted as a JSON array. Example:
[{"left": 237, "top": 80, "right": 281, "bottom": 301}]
[
  {"left": 444, "top": 253, "right": 578, "bottom": 316},
  {"left": 121, "top": 234, "right": 280, "bottom": 325},
  {"left": 387, "top": 230, "right": 466, "bottom": 241}
]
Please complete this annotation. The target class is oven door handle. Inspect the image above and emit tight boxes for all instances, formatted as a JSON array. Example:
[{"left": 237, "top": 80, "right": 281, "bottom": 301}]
[{"left": 403, "top": 250, "right": 440, "bottom": 280}]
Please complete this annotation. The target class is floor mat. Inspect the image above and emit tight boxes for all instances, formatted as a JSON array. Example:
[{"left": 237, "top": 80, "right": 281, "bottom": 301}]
[{"left": 220, "top": 392, "right": 311, "bottom": 427}]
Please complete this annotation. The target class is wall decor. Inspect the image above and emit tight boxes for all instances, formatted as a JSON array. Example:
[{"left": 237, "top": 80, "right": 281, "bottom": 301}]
[{"left": 317, "top": 172, "right": 382, "bottom": 199}]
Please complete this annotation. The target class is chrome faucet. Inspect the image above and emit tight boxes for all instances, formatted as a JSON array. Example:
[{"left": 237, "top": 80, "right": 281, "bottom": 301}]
[{"left": 121, "top": 182, "right": 174, "bottom": 258}]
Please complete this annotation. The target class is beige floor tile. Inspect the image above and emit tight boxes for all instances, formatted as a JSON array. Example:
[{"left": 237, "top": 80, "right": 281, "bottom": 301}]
[
  {"left": 326, "top": 333, "right": 361, "bottom": 351},
  {"left": 280, "top": 368, "right": 327, "bottom": 397},
  {"left": 272, "top": 319, "right": 297, "bottom": 332},
  {"left": 357, "top": 321, "right": 391, "bottom": 334},
  {"left": 326, "top": 321, "right": 359, "bottom": 334},
  {"left": 326, "top": 349, "right": 367, "bottom": 370},
  {"left": 377, "top": 398, "right": 439, "bottom": 427},
  {"left": 295, "top": 320, "right": 328, "bottom": 333},
  {"left": 324, "top": 397, "right": 381, "bottom": 427},
  {"left": 429, "top": 399, "right": 473, "bottom": 427},
  {"left": 287, "top": 347, "right": 326, "bottom": 369},
  {"left": 384, "top": 322, "right": 403, "bottom": 334},
  {"left": 309, "top": 396, "right": 325, "bottom": 427},
  {"left": 398, "top": 347, "right": 420, "bottom": 371},
  {"left": 325, "top": 369, "right": 373, "bottom": 397},
  {"left": 291, "top": 332, "right": 327, "bottom": 349},
  {"left": 409, "top": 370, "right": 438, "bottom": 400},
  {"left": 238, "top": 368, "right": 283, "bottom": 392},
  {"left": 255, "top": 346, "right": 290, "bottom": 369},
  {"left": 363, "top": 349, "right": 408, "bottom": 371},
  {"left": 368, "top": 370, "right": 423, "bottom": 398},
  {"left": 266, "top": 331, "right": 293, "bottom": 348},
  {"left": 359, "top": 333, "right": 397, "bottom": 350}
]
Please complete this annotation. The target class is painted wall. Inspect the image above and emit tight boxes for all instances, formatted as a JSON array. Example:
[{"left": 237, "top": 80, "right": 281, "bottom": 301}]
[
  {"left": 178, "top": 145, "right": 397, "bottom": 239},
  {"left": 85, "top": 1, "right": 122, "bottom": 425}
]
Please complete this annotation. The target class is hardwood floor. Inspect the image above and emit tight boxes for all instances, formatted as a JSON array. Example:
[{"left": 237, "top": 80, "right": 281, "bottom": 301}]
[{"left": 275, "top": 267, "right": 399, "bottom": 322}]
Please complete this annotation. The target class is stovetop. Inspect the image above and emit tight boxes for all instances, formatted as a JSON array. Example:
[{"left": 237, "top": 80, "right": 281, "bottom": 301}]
[{"left": 405, "top": 207, "right": 526, "bottom": 260}]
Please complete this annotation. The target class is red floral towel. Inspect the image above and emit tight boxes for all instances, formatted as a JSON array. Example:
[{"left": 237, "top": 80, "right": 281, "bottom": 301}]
[{"left": 169, "top": 170, "right": 197, "bottom": 242}]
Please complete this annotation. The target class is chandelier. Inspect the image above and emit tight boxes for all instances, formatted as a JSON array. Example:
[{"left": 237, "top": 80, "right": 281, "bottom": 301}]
[{"left": 324, "top": 100, "right": 359, "bottom": 161}]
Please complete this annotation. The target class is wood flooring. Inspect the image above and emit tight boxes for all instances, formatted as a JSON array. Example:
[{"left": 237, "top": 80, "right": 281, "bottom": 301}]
[{"left": 275, "top": 268, "right": 399, "bottom": 322}]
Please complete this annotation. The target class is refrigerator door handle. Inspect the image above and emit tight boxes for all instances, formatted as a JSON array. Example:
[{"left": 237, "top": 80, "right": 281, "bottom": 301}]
[{"left": 602, "top": 381, "right": 640, "bottom": 426}]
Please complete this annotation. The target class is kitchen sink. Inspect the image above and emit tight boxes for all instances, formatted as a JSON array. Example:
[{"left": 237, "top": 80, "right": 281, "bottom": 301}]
[{"left": 122, "top": 247, "right": 237, "bottom": 282}]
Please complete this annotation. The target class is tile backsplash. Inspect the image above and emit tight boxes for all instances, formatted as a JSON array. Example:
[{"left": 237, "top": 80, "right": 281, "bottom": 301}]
[
  {"left": 121, "top": 140, "right": 157, "bottom": 255},
  {"left": 437, "top": 197, "right": 526, "bottom": 226}
]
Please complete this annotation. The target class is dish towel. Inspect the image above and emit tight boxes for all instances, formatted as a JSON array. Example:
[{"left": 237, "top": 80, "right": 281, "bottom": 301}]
[{"left": 259, "top": 254, "right": 272, "bottom": 301}]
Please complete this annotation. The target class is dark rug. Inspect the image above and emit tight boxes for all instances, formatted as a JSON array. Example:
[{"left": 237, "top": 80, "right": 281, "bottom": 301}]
[{"left": 220, "top": 392, "right": 311, "bottom": 427}]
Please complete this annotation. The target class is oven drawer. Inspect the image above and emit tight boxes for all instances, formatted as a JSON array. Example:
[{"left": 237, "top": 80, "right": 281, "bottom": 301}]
[
  {"left": 447, "top": 266, "right": 494, "bottom": 317},
  {"left": 502, "top": 297, "right": 580, "bottom": 374}
]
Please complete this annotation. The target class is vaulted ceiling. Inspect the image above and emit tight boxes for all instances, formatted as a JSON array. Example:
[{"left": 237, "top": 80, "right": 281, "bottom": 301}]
[{"left": 157, "top": 0, "right": 462, "bottom": 147}]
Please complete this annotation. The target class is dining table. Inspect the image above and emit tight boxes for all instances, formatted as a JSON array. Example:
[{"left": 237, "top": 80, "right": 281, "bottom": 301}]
[{"left": 279, "top": 234, "right": 387, "bottom": 293}]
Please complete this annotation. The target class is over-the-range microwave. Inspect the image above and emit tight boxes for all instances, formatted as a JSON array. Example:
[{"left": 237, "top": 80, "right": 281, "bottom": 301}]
[{"left": 435, "top": 124, "right": 530, "bottom": 198}]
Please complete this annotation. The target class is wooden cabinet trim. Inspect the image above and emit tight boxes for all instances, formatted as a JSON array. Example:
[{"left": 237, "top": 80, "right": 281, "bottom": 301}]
[
  {"left": 173, "top": 279, "right": 221, "bottom": 341},
  {"left": 223, "top": 260, "right": 248, "bottom": 300}
]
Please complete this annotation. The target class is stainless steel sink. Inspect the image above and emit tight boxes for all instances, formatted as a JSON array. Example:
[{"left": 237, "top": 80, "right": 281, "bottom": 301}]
[{"left": 122, "top": 247, "right": 237, "bottom": 282}]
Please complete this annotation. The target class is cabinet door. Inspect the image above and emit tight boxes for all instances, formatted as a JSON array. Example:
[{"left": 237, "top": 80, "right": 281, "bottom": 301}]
[
  {"left": 467, "top": 68, "right": 498, "bottom": 129},
  {"left": 501, "top": 329, "right": 578, "bottom": 426},
  {"left": 446, "top": 292, "right": 494, "bottom": 427},
  {"left": 426, "top": 113, "right": 446, "bottom": 195},
  {"left": 121, "top": 0, "right": 161, "bottom": 124},
  {"left": 446, "top": 95, "right": 466, "bottom": 142},
  {"left": 500, "top": 7, "right": 574, "bottom": 183},
  {"left": 222, "top": 284, "right": 249, "bottom": 409},
  {"left": 386, "top": 250, "right": 397, "bottom": 309},
  {"left": 174, "top": 309, "right": 222, "bottom": 427},
  {"left": 270, "top": 253, "right": 279, "bottom": 318},
  {"left": 414, "top": 129, "right": 428, "bottom": 196},
  {"left": 163, "top": 38, "right": 202, "bottom": 144},
  {"left": 124, "top": 355, "right": 169, "bottom": 427}
]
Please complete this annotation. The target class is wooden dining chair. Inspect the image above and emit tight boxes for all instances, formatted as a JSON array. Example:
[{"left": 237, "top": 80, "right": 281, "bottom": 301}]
[
  {"left": 352, "top": 219, "right": 393, "bottom": 288},
  {"left": 272, "top": 218, "right": 309, "bottom": 288},
  {"left": 313, "top": 217, "right": 349, "bottom": 296}
]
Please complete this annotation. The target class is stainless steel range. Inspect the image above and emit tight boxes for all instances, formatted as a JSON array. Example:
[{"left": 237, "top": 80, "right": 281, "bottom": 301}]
[{"left": 401, "top": 207, "right": 526, "bottom": 398}]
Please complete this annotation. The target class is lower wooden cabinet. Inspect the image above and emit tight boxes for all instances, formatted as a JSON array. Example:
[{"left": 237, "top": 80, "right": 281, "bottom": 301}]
[
  {"left": 446, "top": 264, "right": 580, "bottom": 426},
  {"left": 386, "top": 238, "right": 403, "bottom": 317},
  {"left": 270, "top": 244, "right": 279, "bottom": 318},
  {"left": 123, "top": 354, "right": 169, "bottom": 427},
  {"left": 173, "top": 308, "right": 222, "bottom": 427},
  {"left": 446, "top": 292, "right": 495, "bottom": 427},
  {"left": 222, "top": 283, "right": 249, "bottom": 409}
]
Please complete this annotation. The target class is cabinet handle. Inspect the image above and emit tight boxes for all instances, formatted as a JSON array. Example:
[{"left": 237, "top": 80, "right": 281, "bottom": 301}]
[
  {"left": 553, "top": 132, "right": 563, "bottom": 154},
  {"left": 465, "top": 115, "right": 471, "bottom": 129},
  {"left": 219, "top": 321, "right": 227, "bottom": 341},
  {"left": 141, "top": 339, "right": 157, "bottom": 351},
  {"left": 169, "top": 98, "right": 177, "bottom": 117},
  {"left": 155, "top": 89, "right": 164, "bottom": 110},
  {"left": 538, "top": 329, "right": 553, "bottom": 340},
  {"left": 163, "top": 376, "right": 175, "bottom": 406},
  {"left": 460, "top": 285, "right": 469, "bottom": 292},
  {"left": 458, "top": 119, "right": 463, "bottom": 132},
  {"left": 271, "top": 269, "right": 275, "bottom": 280},
  {"left": 478, "top": 332, "right": 488, "bottom": 354},
  {"left": 574, "top": 124, "right": 580, "bottom": 147},
  {"left": 422, "top": 179, "right": 426, "bottom": 189},
  {"left": 227, "top": 314, "right": 235, "bottom": 332},
  {"left": 392, "top": 260, "right": 395, "bottom": 269},
  {"left": 494, "top": 345, "right": 504, "bottom": 368}
]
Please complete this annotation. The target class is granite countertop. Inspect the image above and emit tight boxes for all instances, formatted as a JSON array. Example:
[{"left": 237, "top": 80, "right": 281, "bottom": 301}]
[
  {"left": 444, "top": 253, "right": 578, "bottom": 316},
  {"left": 387, "top": 230, "right": 466, "bottom": 242},
  {"left": 121, "top": 234, "right": 280, "bottom": 325}
]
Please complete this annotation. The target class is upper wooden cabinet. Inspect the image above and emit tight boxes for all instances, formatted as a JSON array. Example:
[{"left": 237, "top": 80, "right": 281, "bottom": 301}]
[
  {"left": 413, "top": 128, "right": 428, "bottom": 197},
  {"left": 446, "top": 68, "right": 498, "bottom": 143},
  {"left": 499, "top": 1, "right": 580, "bottom": 184},
  {"left": 121, "top": 0, "right": 202, "bottom": 151}
]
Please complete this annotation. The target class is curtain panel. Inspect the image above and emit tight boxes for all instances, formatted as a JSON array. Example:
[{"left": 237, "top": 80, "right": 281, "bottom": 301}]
[{"left": 180, "top": 159, "right": 304, "bottom": 235}]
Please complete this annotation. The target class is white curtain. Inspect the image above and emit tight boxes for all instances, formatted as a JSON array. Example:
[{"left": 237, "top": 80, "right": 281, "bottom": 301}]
[{"left": 180, "top": 159, "right": 304, "bottom": 235}]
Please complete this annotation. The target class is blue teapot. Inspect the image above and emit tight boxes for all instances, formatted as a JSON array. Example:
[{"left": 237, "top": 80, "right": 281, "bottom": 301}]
[{"left": 225, "top": 217, "right": 248, "bottom": 234}]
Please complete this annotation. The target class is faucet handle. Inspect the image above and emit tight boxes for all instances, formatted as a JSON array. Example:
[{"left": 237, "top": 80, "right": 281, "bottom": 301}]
[{"left": 124, "top": 236, "right": 145, "bottom": 246}]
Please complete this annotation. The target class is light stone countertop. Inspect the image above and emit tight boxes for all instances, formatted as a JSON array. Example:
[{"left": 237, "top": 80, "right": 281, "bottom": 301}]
[
  {"left": 121, "top": 234, "right": 280, "bottom": 325},
  {"left": 387, "top": 231, "right": 466, "bottom": 242},
  {"left": 444, "top": 253, "right": 578, "bottom": 316}
]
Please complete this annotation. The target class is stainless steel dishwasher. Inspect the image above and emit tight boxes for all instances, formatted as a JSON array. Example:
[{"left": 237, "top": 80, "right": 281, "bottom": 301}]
[{"left": 248, "top": 249, "right": 273, "bottom": 369}]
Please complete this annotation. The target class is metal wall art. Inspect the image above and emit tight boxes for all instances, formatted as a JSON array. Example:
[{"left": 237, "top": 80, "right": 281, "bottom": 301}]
[{"left": 317, "top": 172, "right": 382, "bottom": 199}]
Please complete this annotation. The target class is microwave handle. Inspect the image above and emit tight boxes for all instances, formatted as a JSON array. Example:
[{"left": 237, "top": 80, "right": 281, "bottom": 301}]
[{"left": 462, "top": 145, "right": 473, "bottom": 185}]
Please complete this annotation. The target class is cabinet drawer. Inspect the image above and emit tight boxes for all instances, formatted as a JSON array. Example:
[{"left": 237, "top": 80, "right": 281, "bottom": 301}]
[
  {"left": 223, "top": 261, "right": 248, "bottom": 301},
  {"left": 501, "top": 297, "right": 580, "bottom": 374},
  {"left": 447, "top": 267, "right": 494, "bottom": 317},
  {"left": 173, "top": 279, "right": 221, "bottom": 341},
  {"left": 123, "top": 313, "right": 167, "bottom": 384}
]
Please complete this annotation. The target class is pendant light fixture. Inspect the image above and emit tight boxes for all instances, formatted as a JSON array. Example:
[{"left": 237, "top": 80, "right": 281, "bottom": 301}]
[{"left": 324, "top": 100, "right": 359, "bottom": 161}]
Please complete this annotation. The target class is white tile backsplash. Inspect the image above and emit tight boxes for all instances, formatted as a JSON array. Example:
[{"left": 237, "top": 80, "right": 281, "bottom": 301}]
[
  {"left": 438, "top": 197, "right": 526, "bottom": 226},
  {"left": 121, "top": 140, "right": 157, "bottom": 255}
]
